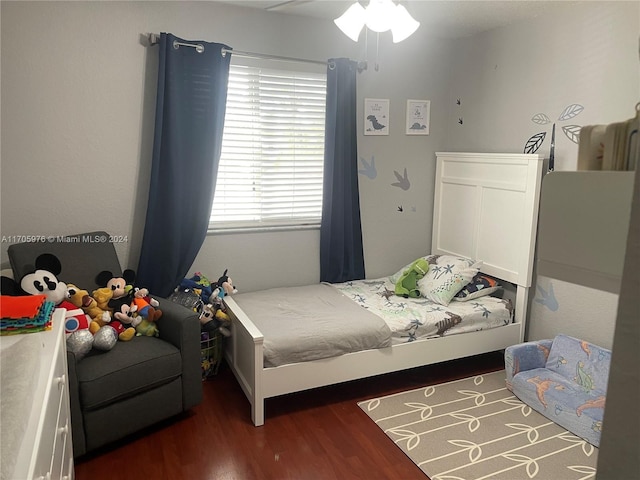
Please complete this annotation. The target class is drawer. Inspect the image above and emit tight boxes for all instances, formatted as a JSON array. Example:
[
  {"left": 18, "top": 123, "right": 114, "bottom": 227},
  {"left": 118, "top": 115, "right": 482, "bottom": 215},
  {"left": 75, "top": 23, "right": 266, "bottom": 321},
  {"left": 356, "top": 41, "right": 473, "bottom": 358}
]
[
  {"left": 52, "top": 378, "right": 72, "bottom": 480},
  {"left": 31, "top": 345, "right": 67, "bottom": 479},
  {"left": 51, "top": 414, "right": 70, "bottom": 480},
  {"left": 62, "top": 454, "right": 75, "bottom": 480}
]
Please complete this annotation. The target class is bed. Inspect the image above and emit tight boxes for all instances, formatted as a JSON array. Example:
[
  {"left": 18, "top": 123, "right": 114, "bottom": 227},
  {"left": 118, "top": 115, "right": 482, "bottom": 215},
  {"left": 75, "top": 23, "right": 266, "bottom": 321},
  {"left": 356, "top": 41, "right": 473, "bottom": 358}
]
[{"left": 224, "top": 152, "right": 544, "bottom": 426}]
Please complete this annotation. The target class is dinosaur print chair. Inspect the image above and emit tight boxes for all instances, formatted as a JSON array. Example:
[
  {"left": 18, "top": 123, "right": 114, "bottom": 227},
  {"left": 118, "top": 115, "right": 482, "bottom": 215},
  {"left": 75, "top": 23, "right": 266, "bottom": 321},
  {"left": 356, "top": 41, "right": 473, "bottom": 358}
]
[{"left": 505, "top": 334, "right": 611, "bottom": 447}]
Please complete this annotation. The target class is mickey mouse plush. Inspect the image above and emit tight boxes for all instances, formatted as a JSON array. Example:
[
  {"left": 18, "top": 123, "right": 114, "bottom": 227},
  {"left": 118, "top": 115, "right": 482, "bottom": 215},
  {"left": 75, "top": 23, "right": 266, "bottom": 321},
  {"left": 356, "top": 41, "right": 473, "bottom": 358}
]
[
  {"left": 95, "top": 269, "right": 162, "bottom": 322},
  {"left": 95, "top": 269, "right": 136, "bottom": 311},
  {"left": 2, "top": 253, "right": 92, "bottom": 335}
]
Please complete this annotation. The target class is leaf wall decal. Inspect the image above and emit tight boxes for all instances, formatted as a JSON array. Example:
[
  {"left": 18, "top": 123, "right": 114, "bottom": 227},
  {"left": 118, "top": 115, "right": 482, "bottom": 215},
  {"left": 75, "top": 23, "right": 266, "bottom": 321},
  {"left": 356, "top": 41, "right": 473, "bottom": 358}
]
[
  {"left": 524, "top": 132, "right": 546, "bottom": 154},
  {"left": 562, "top": 124, "right": 581, "bottom": 144},
  {"left": 531, "top": 113, "right": 551, "bottom": 125},
  {"left": 558, "top": 103, "right": 584, "bottom": 121}
]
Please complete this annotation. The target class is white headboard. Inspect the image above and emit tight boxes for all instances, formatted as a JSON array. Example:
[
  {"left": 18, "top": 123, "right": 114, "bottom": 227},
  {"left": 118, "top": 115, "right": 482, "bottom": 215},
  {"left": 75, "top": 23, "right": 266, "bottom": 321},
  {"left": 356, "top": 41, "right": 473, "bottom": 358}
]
[{"left": 433, "top": 152, "right": 544, "bottom": 289}]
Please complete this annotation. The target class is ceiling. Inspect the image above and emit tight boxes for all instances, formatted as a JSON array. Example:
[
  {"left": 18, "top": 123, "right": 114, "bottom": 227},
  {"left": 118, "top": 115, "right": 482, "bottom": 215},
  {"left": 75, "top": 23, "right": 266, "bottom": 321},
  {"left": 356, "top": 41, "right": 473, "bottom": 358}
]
[{"left": 216, "top": 0, "right": 575, "bottom": 38}]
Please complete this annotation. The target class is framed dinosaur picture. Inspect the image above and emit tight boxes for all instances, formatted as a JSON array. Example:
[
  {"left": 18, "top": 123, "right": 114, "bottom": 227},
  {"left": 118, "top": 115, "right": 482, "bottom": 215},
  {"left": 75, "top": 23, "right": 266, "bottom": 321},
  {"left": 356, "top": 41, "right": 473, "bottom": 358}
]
[
  {"left": 364, "top": 98, "right": 389, "bottom": 136},
  {"left": 406, "top": 99, "right": 430, "bottom": 135}
]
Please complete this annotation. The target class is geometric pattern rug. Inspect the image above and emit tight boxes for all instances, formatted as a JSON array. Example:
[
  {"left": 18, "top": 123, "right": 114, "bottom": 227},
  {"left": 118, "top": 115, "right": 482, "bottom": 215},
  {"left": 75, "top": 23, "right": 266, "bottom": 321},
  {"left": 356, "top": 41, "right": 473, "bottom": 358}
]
[{"left": 358, "top": 370, "right": 598, "bottom": 480}]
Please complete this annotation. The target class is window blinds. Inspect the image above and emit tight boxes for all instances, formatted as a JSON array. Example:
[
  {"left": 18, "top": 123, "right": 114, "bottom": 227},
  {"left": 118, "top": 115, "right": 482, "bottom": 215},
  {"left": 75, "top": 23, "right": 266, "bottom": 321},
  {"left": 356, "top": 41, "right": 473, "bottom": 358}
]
[{"left": 210, "top": 64, "right": 327, "bottom": 229}]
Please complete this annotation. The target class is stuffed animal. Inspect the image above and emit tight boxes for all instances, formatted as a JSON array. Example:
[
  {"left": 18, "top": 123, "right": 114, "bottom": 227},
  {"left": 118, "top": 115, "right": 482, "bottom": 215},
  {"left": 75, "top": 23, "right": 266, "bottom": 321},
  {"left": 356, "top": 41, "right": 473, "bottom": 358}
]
[
  {"left": 92, "top": 287, "right": 113, "bottom": 312},
  {"left": 394, "top": 258, "right": 430, "bottom": 298},
  {"left": 136, "top": 318, "right": 160, "bottom": 337},
  {"left": 199, "top": 303, "right": 231, "bottom": 337},
  {"left": 0, "top": 253, "right": 96, "bottom": 357},
  {"left": 111, "top": 303, "right": 139, "bottom": 340},
  {"left": 179, "top": 272, "right": 214, "bottom": 303},
  {"left": 66, "top": 283, "right": 111, "bottom": 334},
  {"left": 3, "top": 253, "right": 92, "bottom": 335},
  {"left": 214, "top": 308, "right": 231, "bottom": 337},
  {"left": 96, "top": 270, "right": 161, "bottom": 322},
  {"left": 95, "top": 269, "right": 136, "bottom": 312},
  {"left": 90, "top": 285, "right": 135, "bottom": 342},
  {"left": 131, "top": 287, "right": 162, "bottom": 322},
  {"left": 216, "top": 269, "right": 237, "bottom": 298},
  {"left": 66, "top": 283, "right": 119, "bottom": 353},
  {"left": 199, "top": 303, "right": 217, "bottom": 331}
]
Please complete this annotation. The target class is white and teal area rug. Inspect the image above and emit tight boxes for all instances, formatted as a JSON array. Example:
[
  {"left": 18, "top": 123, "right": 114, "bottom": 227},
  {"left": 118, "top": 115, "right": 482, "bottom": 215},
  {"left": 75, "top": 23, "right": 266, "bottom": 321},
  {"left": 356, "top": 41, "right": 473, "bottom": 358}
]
[{"left": 358, "top": 370, "right": 598, "bottom": 480}]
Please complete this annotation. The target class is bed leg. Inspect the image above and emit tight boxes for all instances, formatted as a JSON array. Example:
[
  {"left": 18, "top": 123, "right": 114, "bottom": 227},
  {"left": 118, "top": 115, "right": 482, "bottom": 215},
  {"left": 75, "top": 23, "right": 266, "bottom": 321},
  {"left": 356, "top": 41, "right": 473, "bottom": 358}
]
[{"left": 252, "top": 400, "right": 265, "bottom": 427}]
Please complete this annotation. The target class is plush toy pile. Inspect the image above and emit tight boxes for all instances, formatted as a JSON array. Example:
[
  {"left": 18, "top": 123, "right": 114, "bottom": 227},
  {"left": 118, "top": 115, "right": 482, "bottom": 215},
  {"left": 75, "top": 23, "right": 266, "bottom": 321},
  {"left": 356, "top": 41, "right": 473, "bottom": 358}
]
[
  {"left": 0, "top": 253, "right": 163, "bottom": 360},
  {"left": 192, "top": 269, "right": 236, "bottom": 337},
  {"left": 167, "top": 268, "right": 237, "bottom": 338}
]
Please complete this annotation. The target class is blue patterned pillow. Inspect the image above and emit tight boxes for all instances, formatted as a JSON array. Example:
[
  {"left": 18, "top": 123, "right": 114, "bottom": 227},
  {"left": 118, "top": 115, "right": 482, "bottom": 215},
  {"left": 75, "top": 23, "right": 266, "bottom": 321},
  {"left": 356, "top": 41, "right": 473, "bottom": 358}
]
[
  {"left": 417, "top": 255, "right": 482, "bottom": 305},
  {"left": 454, "top": 273, "right": 501, "bottom": 301}
]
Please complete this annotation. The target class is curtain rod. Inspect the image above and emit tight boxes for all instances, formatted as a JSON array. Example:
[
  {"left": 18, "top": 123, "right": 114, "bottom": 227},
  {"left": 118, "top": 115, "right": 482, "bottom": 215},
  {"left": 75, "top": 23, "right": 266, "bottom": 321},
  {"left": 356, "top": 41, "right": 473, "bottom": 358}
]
[{"left": 147, "top": 33, "right": 333, "bottom": 68}]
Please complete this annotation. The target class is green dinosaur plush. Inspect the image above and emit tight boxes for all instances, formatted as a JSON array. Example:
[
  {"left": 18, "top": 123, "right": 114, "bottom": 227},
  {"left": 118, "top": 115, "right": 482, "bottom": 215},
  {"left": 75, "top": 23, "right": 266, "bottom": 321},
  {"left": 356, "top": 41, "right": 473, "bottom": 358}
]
[{"left": 394, "top": 258, "right": 430, "bottom": 298}]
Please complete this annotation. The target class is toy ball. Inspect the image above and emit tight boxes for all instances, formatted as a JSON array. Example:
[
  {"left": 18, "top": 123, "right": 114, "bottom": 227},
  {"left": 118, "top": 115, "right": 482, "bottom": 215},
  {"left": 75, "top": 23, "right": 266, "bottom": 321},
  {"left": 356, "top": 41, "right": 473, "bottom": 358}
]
[
  {"left": 93, "top": 326, "right": 118, "bottom": 351},
  {"left": 66, "top": 329, "right": 94, "bottom": 360}
]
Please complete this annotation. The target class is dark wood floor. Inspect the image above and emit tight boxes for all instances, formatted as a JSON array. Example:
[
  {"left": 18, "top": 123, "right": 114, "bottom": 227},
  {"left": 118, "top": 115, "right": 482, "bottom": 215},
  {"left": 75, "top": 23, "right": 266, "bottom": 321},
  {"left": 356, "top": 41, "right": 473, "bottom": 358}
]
[{"left": 74, "top": 351, "right": 505, "bottom": 480}]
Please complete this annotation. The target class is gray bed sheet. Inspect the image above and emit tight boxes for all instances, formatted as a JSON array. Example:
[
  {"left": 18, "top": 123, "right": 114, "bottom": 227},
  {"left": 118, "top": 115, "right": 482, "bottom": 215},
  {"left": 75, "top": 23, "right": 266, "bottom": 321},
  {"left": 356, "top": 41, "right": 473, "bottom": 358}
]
[{"left": 231, "top": 283, "right": 392, "bottom": 367}]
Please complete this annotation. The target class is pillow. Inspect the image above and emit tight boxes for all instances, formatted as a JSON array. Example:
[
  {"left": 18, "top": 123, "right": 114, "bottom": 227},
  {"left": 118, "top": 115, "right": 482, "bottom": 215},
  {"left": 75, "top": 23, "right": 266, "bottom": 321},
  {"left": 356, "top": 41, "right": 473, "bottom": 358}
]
[
  {"left": 389, "top": 255, "right": 438, "bottom": 284},
  {"left": 454, "top": 273, "right": 501, "bottom": 301},
  {"left": 417, "top": 255, "right": 482, "bottom": 305}
]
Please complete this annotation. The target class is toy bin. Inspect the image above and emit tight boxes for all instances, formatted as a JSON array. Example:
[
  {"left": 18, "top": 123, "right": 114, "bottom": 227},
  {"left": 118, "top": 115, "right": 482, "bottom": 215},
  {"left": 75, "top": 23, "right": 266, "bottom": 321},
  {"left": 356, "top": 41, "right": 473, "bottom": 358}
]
[{"left": 200, "top": 331, "right": 224, "bottom": 379}]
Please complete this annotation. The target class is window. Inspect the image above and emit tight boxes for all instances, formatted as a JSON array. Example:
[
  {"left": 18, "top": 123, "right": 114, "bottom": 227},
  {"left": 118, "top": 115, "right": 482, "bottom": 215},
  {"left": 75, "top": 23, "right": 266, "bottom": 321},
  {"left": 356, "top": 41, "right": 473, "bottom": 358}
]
[{"left": 210, "top": 63, "right": 327, "bottom": 231}]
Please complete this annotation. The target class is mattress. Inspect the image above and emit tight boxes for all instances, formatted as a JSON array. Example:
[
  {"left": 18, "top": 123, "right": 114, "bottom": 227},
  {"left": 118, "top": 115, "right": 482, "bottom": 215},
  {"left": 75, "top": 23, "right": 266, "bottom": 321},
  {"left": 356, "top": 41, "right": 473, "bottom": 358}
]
[{"left": 231, "top": 277, "right": 513, "bottom": 367}]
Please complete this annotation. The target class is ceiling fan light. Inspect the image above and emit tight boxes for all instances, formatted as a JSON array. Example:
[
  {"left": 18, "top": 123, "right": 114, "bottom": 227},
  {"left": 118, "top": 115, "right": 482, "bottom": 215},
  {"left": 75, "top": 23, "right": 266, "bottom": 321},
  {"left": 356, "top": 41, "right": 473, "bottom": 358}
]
[
  {"left": 334, "top": 2, "right": 366, "bottom": 42},
  {"left": 365, "top": 0, "right": 396, "bottom": 33},
  {"left": 391, "top": 4, "right": 420, "bottom": 42}
]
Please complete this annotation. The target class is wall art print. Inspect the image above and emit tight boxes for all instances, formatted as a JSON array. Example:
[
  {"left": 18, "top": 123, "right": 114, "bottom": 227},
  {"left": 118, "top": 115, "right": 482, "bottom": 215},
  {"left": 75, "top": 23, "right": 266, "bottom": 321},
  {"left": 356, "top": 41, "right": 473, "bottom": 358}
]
[
  {"left": 364, "top": 98, "right": 389, "bottom": 136},
  {"left": 406, "top": 99, "right": 430, "bottom": 135}
]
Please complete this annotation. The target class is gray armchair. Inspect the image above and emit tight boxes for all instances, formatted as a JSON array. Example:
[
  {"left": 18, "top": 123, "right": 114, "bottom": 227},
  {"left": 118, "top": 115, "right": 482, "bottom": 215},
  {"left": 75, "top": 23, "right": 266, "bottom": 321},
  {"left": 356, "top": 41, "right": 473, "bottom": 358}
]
[{"left": 7, "top": 231, "right": 202, "bottom": 458}]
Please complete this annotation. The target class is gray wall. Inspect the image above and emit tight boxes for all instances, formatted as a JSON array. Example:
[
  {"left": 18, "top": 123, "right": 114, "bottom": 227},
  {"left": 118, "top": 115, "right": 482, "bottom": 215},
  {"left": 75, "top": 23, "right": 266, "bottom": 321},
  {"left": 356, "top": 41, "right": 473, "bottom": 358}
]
[
  {"left": 446, "top": 1, "right": 638, "bottom": 170},
  {"left": 444, "top": 1, "right": 639, "bottom": 346},
  {"left": 0, "top": 0, "right": 449, "bottom": 291},
  {"left": 1, "top": 1, "right": 637, "bottom": 298}
]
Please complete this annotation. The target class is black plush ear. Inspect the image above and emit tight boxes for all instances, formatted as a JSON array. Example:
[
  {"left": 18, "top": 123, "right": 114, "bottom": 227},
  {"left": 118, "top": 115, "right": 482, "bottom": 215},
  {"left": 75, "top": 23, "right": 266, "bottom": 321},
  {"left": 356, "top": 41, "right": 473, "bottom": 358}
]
[
  {"left": 1, "top": 276, "right": 26, "bottom": 296},
  {"left": 218, "top": 268, "right": 229, "bottom": 284},
  {"left": 122, "top": 269, "right": 136, "bottom": 284},
  {"left": 35, "top": 253, "right": 62, "bottom": 276},
  {"left": 95, "top": 270, "right": 114, "bottom": 287}
]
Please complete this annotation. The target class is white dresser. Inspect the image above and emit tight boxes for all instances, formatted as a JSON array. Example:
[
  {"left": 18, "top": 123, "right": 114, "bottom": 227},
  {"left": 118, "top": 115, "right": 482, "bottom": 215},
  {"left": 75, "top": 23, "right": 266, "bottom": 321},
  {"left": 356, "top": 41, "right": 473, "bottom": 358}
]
[{"left": 1, "top": 309, "right": 75, "bottom": 480}]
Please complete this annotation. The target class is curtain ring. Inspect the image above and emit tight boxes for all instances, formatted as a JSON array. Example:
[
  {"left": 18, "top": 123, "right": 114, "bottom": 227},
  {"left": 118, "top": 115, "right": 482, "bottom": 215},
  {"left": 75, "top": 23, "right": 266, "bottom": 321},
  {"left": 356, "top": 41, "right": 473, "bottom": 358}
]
[
  {"left": 328, "top": 61, "right": 336, "bottom": 70},
  {"left": 172, "top": 40, "right": 204, "bottom": 53}
]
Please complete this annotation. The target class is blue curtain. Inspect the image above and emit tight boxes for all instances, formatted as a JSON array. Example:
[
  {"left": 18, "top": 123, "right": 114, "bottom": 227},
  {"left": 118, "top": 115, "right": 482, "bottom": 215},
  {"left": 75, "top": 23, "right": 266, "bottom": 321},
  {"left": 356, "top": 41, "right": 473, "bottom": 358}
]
[
  {"left": 320, "top": 58, "right": 365, "bottom": 283},
  {"left": 137, "top": 33, "right": 231, "bottom": 297}
]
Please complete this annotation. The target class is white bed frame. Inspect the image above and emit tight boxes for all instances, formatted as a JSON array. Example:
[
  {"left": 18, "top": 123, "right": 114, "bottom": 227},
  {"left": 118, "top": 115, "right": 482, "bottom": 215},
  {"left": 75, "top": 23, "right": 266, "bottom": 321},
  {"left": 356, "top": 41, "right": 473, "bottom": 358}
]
[{"left": 224, "top": 152, "right": 544, "bottom": 426}]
